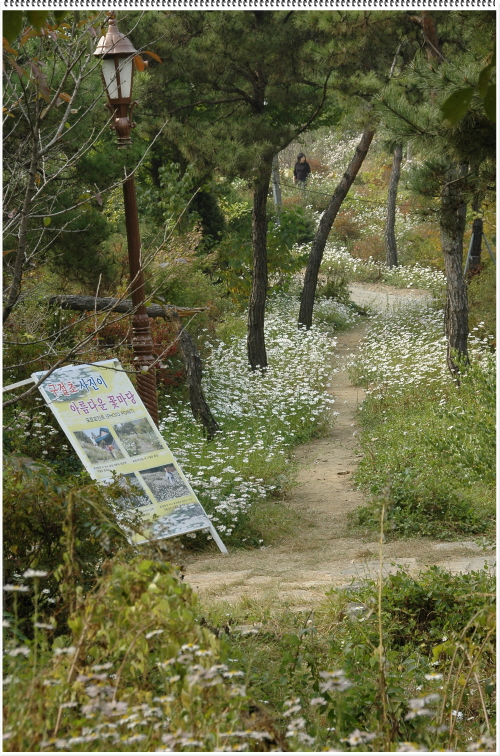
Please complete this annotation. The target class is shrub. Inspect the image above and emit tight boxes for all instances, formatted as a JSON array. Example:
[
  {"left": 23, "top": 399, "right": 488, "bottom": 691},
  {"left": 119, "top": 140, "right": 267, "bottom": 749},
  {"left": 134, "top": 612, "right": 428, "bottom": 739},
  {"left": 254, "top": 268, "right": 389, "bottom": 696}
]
[
  {"left": 468, "top": 261, "right": 496, "bottom": 346},
  {"left": 328, "top": 209, "right": 361, "bottom": 245},
  {"left": 2, "top": 457, "right": 141, "bottom": 636}
]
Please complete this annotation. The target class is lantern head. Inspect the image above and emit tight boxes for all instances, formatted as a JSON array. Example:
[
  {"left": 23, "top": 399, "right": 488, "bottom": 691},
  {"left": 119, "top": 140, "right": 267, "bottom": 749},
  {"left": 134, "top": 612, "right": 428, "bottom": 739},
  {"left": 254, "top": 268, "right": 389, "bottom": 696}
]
[{"left": 94, "top": 14, "right": 138, "bottom": 147}]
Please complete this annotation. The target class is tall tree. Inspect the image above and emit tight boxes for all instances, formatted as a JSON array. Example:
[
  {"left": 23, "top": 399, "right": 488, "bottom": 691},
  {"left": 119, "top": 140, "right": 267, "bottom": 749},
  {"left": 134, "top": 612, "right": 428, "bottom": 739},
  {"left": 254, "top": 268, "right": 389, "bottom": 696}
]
[
  {"left": 384, "top": 143, "right": 403, "bottom": 268},
  {"left": 440, "top": 162, "right": 469, "bottom": 375},
  {"left": 298, "top": 127, "right": 375, "bottom": 330},
  {"left": 295, "top": 10, "right": 419, "bottom": 329},
  {"left": 467, "top": 194, "right": 484, "bottom": 277},
  {"left": 378, "top": 10, "right": 495, "bottom": 368},
  {"left": 134, "top": 10, "right": 340, "bottom": 369}
]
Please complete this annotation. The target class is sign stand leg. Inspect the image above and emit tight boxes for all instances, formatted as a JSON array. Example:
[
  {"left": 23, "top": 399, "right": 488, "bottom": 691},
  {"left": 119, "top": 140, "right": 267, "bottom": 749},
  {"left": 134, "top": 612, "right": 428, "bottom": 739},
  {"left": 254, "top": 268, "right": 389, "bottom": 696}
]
[
  {"left": 209, "top": 524, "right": 228, "bottom": 554},
  {"left": 463, "top": 232, "right": 474, "bottom": 275}
]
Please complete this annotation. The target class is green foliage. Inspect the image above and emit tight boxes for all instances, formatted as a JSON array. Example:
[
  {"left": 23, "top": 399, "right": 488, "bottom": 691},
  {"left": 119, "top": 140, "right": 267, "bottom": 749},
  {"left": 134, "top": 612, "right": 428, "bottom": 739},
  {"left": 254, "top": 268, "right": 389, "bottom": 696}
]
[
  {"left": 139, "top": 162, "right": 201, "bottom": 228},
  {"left": 133, "top": 11, "right": 339, "bottom": 179},
  {"left": 379, "top": 566, "right": 495, "bottom": 648},
  {"left": 441, "top": 54, "right": 496, "bottom": 124},
  {"left": 147, "top": 225, "right": 228, "bottom": 311},
  {"left": 441, "top": 87, "right": 474, "bottom": 125},
  {"left": 316, "top": 264, "right": 351, "bottom": 305},
  {"left": 468, "top": 261, "right": 496, "bottom": 344},
  {"left": 270, "top": 206, "right": 316, "bottom": 248},
  {"left": 2, "top": 457, "right": 141, "bottom": 636},
  {"left": 216, "top": 206, "right": 312, "bottom": 301},
  {"left": 2, "top": 10, "right": 68, "bottom": 44},
  {"left": 47, "top": 209, "right": 117, "bottom": 291}
]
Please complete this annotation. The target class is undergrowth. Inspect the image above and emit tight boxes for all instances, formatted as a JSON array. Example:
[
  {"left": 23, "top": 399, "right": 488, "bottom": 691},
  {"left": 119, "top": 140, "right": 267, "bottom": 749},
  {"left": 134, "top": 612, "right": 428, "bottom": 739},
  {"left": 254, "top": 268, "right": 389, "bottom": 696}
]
[
  {"left": 196, "top": 564, "right": 496, "bottom": 752},
  {"left": 4, "top": 557, "right": 495, "bottom": 752},
  {"left": 348, "top": 299, "right": 495, "bottom": 538},
  {"left": 155, "top": 292, "right": 349, "bottom": 547}
]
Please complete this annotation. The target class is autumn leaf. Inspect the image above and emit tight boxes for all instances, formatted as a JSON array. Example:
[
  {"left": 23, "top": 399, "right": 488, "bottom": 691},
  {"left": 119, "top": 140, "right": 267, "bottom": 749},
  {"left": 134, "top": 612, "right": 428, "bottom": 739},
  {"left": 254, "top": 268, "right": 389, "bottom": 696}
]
[
  {"left": 2, "top": 40, "right": 19, "bottom": 55},
  {"left": 30, "top": 61, "right": 51, "bottom": 101},
  {"left": 134, "top": 55, "right": 146, "bottom": 72},
  {"left": 142, "top": 50, "right": 163, "bottom": 64}
]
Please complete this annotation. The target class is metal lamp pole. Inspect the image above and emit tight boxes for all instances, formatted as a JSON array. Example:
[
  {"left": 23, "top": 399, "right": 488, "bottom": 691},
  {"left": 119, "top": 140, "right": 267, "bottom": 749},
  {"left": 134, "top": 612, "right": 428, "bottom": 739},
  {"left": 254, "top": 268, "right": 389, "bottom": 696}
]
[{"left": 94, "top": 14, "right": 159, "bottom": 425}]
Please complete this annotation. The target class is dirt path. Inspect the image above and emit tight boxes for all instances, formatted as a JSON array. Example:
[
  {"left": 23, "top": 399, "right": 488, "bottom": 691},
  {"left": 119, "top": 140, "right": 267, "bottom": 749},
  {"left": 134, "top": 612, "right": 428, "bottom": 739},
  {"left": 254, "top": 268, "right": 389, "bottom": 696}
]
[{"left": 183, "top": 285, "right": 495, "bottom": 608}]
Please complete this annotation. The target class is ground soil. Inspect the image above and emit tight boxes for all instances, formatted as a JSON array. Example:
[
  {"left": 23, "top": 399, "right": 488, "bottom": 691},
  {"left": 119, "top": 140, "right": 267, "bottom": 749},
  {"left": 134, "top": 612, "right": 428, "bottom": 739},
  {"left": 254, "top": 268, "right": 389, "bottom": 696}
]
[{"left": 183, "top": 284, "right": 495, "bottom": 609}]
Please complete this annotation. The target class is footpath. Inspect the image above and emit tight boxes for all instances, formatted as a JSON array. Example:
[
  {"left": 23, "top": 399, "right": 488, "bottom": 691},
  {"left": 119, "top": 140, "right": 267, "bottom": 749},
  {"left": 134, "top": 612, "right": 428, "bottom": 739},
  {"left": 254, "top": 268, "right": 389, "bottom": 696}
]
[{"left": 182, "top": 284, "right": 496, "bottom": 609}]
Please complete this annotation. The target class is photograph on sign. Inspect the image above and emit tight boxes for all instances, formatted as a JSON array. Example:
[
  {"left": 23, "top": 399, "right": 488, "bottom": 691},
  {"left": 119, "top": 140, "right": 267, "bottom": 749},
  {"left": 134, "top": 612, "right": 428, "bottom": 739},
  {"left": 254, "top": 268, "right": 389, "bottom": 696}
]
[
  {"left": 31, "top": 359, "right": 226, "bottom": 552},
  {"left": 112, "top": 417, "right": 164, "bottom": 456},
  {"left": 73, "top": 427, "right": 125, "bottom": 463},
  {"left": 115, "top": 473, "right": 151, "bottom": 510},
  {"left": 131, "top": 502, "right": 213, "bottom": 544},
  {"left": 139, "top": 463, "right": 192, "bottom": 503}
]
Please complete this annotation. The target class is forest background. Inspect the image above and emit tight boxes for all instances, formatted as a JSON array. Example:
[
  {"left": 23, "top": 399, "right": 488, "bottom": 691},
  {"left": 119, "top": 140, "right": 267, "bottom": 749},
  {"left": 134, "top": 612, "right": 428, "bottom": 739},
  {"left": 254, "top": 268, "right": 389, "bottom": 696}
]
[{"left": 2, "top": 7, "right": 496, "bottom": 753}]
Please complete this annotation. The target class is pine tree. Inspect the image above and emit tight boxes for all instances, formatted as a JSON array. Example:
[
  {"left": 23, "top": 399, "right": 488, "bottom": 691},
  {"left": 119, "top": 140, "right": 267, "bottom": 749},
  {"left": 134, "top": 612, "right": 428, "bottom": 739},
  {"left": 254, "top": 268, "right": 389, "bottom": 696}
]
[
  {"left": 385, "top": 143, "right": 403, "bottom": 268},
  {"left": 298, "top": 127, "right": 375, "bottom": 330},
  {"left": 377, "top": 10, "right": 495, "bottom": 370},
  {"left": 134, "top": 10, "right": 339, "bottom": 369}
]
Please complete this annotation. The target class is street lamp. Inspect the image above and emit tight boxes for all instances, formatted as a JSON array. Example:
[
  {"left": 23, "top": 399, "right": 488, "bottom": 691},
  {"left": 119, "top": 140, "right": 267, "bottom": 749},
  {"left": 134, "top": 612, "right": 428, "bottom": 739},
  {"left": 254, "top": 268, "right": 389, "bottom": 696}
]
[{"left": 94, "top": 13, "right": 159, "bottom": 425}]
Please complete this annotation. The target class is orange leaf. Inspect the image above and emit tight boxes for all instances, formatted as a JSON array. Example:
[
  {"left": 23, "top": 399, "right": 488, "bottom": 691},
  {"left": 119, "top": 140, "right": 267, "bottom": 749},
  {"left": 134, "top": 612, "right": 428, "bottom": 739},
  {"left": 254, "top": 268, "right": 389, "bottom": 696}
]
[
  {"left": 2, "top": 40, "right": 19, "bottom": 55},
  {"left": 134, "top": 55, "right": 145, "bottom": 72},
  {"left": 58, "top": 92, "right": 72, "bottom": 103},
  {"left": 142, "top": 50, "right": 162, "bottom": 64}
]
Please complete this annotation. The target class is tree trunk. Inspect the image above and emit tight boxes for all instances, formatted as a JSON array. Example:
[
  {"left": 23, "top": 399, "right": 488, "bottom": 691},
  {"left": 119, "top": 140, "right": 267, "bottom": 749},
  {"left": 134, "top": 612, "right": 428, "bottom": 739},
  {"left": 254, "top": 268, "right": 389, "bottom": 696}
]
[
  {"left": 385, "top": 143, "right": 403, "bottom": 268},
  {"left": 440, "top": 164, "right": 469, "bottom": 377},
  {"left": 298, "top": 127, "right": 375, "bottom": 330},
  {"left": 166, "top": 310, "right": 220, "bottom": 440},
  {"left": 247, "top": 167, "right": 272, "bottom": 370},
  {"left": 3, "top": 132, "right": 39, "bottom": 324},
  {"left": 422, "top": 10, "right": 443, "bottom": 63}
]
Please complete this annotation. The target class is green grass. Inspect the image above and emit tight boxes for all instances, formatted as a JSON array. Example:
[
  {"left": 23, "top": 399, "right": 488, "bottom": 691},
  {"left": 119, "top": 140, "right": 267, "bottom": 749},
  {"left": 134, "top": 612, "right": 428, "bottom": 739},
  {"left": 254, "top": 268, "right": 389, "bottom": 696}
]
[
  {"left": 468, "top": 260, "right": 496, "bottom": 346},
  {"left": 350, "top": 362, "right": 495, "bottom": 538}
]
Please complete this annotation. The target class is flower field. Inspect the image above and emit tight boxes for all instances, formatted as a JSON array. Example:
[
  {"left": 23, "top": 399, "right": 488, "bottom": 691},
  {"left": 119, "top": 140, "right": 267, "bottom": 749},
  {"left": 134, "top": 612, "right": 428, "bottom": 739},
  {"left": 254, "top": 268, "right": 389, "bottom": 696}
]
[{"left": 159, "top": 293, "right": 351, "bottom": 544}]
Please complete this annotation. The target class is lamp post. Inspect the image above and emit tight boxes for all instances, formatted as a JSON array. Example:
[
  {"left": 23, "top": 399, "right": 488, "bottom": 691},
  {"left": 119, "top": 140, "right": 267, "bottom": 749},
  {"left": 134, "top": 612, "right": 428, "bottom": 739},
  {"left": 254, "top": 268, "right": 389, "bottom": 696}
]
[{"left": 94, "top": 14, "right": 159, "bottom": 425}]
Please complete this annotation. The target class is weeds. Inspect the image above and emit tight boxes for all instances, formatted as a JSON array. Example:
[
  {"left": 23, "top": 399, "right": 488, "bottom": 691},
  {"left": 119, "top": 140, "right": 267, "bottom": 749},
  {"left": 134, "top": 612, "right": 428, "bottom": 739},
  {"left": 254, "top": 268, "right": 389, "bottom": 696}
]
[
  {"left": 197, "top": 563, "right": 495, "bottom": 752},
  {"left": 3, "top": 559, "right": 282, "bottom": 752},
  {"left": 348, "top": 299, "right": 495, "bottom": 538}
]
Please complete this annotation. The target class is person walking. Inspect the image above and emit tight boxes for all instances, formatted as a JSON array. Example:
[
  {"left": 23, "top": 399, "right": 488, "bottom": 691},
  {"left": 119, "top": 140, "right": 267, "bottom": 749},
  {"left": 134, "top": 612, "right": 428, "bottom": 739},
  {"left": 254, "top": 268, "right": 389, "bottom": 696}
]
[{"left": 293, "top": 152, "right": 311, "bottom": 188}]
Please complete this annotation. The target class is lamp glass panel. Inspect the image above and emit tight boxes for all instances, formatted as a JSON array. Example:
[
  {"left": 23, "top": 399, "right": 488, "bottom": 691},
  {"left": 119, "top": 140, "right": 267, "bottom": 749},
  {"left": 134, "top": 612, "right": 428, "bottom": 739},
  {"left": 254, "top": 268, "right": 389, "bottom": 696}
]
[
  {"left": 117, "top": 57, "right": 134, "bottom": 99},
  {"left": 101, "top": 58, "right": 119, "bottom": 100}
]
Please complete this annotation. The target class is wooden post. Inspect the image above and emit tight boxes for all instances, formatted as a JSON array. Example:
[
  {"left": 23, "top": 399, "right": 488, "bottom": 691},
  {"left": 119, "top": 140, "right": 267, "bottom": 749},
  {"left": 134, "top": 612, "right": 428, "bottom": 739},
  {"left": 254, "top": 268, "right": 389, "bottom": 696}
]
[{"left": 122, "top": 172, "right": 159, "bottom": 426}]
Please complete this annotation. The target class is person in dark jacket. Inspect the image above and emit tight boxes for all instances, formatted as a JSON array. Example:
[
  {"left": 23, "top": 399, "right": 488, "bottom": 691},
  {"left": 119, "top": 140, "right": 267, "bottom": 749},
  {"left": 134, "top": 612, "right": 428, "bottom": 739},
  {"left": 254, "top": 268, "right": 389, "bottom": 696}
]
[{"left": 293, "top": 152, "right": 311, "bottom": 186}]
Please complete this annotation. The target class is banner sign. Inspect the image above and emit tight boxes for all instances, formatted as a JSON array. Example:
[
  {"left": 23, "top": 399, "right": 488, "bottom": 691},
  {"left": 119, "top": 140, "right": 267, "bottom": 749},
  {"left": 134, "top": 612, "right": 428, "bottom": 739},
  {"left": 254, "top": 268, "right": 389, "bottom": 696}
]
[{"left": 32, "top": 359, "right": 227, "bottom": 552}]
